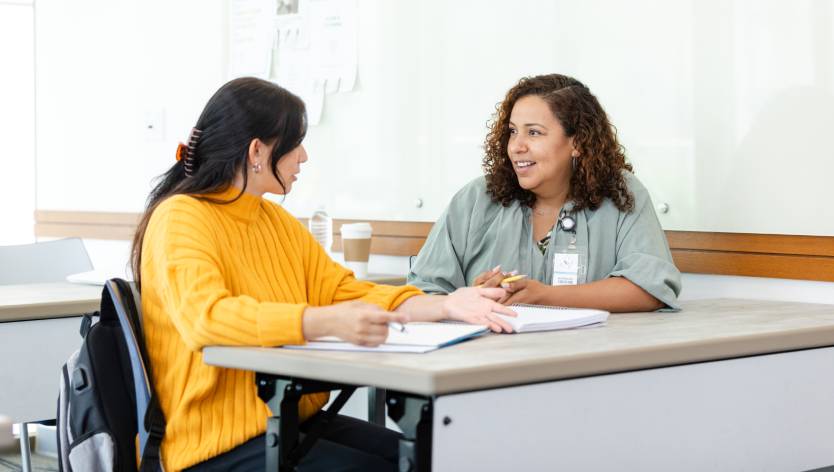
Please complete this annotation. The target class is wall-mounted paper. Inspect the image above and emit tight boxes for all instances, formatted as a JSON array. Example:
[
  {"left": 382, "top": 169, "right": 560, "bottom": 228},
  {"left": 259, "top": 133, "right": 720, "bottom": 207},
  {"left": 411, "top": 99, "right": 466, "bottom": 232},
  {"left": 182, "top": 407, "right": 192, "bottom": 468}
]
[
  {"left": 229, "top": 0, "right": 274, "bottom": 79},
  {"left": 266, "top": 0, "right": 358, "bottom": 125},
  {"left": 304, "top": 79, "right": 326, "bottom": 125},
  {"left": 307, "top": 0, "right": 357, "bottom": 94}
]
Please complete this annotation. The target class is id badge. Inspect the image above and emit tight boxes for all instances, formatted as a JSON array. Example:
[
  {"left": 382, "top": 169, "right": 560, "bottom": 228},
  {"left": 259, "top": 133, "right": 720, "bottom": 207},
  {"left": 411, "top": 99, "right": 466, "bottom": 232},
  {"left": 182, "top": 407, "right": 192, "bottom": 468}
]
[{"left": 552, "top": 244, "right": 586, "bottom": 286}]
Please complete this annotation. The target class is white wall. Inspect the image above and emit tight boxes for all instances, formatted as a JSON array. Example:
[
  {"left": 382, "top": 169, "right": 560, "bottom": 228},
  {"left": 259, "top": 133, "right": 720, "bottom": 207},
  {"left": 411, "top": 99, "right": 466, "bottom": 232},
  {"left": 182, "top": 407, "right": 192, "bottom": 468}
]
[
  {"left": 276, "top": 0, "right": 834, "bottom": 234},
  {"left": 679, "top": 273, "right": 834, "bottom": 305},
  {"left": 35, "top": 0, "right": 228, "bottom": 213},
  {"left": 0, "top": 1, "right": 35, "bottom": 245},
  {"left": 13, "top": 0, "right": 834, "bottom": 304},
  {"left": 28, "top": 0, "right": 834, "bottom": 236}
]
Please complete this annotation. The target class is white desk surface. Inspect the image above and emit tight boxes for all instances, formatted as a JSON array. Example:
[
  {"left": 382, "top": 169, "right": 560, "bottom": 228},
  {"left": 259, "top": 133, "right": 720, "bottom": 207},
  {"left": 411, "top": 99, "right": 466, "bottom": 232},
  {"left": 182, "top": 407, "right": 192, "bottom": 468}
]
[
  {"left": 0, "top": 282, "right": 101, "bottom": 322},
  {"left": 203, "top": 298, "right": 834, "bottom": 396}
]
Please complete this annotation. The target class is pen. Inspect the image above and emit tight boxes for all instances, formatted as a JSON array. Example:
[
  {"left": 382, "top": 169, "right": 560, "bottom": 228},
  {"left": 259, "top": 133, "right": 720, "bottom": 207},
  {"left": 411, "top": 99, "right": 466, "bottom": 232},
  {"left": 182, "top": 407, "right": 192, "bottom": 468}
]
[{"left": 388, "top": 322, "right": 407, "bottom": 333}]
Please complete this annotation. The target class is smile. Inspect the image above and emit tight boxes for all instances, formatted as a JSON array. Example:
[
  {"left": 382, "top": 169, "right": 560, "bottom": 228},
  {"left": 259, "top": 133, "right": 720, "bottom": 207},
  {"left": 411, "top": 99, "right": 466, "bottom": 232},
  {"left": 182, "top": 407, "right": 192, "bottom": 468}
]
[{"left": 514, "top": 160, "right": 536, "bottom": 168}]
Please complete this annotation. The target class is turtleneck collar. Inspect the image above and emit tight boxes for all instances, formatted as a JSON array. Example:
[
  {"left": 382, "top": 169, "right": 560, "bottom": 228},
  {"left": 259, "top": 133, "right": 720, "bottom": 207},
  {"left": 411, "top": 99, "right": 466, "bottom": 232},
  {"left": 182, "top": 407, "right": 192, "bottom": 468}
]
[{"left": 201, "top": 186, "right": 264, "bottom": 223}]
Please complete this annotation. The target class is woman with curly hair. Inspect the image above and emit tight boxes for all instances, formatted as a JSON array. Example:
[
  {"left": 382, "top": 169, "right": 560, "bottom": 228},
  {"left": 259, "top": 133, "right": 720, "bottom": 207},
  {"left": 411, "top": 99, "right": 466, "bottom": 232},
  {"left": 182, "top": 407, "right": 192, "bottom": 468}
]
[{"left": 407, "top": 74, "right": 681, "bottom": 311}]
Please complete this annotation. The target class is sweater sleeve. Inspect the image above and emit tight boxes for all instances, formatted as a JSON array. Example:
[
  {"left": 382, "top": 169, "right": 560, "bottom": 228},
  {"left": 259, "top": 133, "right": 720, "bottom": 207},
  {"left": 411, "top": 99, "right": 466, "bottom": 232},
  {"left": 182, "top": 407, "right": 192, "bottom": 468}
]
[{"left": 146, "top": 198, "right": 307, "bottom": 351}]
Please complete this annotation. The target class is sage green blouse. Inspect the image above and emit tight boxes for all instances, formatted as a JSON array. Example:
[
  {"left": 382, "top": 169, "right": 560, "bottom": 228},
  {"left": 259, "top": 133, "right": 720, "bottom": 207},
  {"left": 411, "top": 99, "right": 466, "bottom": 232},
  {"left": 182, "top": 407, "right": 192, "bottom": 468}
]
[{"left": 407, "top": 173, "right": 682, "bottom": 310}]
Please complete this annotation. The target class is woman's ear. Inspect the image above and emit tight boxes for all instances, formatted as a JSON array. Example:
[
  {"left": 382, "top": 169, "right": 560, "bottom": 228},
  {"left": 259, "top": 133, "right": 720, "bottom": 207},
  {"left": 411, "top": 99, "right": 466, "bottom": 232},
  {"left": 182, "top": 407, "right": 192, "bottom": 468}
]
[
  {"left": 247, "top": 138, "right": 264, "bottom": 166},
  {"left": 569, "top": 137, "right": 580, "bottom": 158}
]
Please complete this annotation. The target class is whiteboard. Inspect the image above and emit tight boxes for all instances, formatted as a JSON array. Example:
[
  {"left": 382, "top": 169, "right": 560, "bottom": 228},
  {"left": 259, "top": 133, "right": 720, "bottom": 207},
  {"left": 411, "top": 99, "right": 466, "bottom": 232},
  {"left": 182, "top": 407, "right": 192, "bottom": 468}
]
[{"left": 35, "top": 0, "right": 834, "bottom": 235}]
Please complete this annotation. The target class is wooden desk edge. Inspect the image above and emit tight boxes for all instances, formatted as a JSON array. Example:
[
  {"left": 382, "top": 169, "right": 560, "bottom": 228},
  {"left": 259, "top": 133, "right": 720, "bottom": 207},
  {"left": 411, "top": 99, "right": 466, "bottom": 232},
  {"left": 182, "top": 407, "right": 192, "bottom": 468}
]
[
  {"left": 431, "top": 325, "right": 834, "bottom": 395},
  {"left": 203, "top": 323, "right": 834, "bottom": 397},
  {"left": 0, "top": 300, "right": 100, "bottom": 322}
]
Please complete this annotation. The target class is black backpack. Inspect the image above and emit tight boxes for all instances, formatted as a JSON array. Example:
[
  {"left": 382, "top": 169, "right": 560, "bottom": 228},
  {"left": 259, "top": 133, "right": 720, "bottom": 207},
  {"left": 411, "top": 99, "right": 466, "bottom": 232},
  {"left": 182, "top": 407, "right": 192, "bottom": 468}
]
[{"left": 57, "top": 279, "right": 165, "bottom": 471}]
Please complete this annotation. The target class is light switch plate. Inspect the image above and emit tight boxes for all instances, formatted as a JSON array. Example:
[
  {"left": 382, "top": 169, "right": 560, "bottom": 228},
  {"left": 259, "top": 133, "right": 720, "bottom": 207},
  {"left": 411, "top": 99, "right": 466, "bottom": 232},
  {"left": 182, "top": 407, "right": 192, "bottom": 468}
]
[{"left": 143, "top": 109, "right": 165, "bottom": 141}]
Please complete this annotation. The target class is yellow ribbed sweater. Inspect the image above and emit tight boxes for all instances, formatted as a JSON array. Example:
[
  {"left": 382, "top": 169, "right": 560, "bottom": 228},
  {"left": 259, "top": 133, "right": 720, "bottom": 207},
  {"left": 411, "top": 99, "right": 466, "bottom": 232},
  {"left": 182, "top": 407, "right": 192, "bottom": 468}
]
[{"left": 140, "top": 187, "right": 421, "bottom": 471}]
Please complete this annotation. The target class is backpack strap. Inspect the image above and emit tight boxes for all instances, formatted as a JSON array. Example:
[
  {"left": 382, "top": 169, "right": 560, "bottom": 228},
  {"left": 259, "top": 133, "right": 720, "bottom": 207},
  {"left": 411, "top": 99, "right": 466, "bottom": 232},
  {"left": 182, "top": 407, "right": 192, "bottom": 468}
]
[
  {"left": 105, "top": 279, "right": 167, "bottom": 472},
  {"left": 79, "top": 312, "right": 97, "bottom": 337},
  {"left": 140, "top": 398, "right": 165, "bottom": 472},
  {"left": 288, "top": 387, "right": 355, "bottom": 464}
]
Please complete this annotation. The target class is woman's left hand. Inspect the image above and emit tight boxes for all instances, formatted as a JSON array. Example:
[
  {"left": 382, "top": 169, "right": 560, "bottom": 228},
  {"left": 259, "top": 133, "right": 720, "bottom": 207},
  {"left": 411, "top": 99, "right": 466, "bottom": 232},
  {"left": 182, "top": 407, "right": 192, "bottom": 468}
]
[
  {"left": 501, "top": 278, "right": 548, "bottom": 305},
  {"left": 442, "top": 287, "right": 517, "bottom": 333}
]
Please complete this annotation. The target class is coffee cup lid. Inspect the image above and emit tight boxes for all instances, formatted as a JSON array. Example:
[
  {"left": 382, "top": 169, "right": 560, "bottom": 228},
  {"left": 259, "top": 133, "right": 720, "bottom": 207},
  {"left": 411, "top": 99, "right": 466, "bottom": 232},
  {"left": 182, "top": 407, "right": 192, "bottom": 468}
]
[{"left": 340, "top": 222, "right": 372, "bottom": 234}]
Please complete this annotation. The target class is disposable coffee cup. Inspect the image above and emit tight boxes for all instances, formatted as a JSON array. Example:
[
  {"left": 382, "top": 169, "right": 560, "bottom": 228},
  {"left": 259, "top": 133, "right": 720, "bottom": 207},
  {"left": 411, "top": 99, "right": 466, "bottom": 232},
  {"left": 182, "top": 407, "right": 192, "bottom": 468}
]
[{"left": 341, "top": 223, "right": 372, "bottom": 279}]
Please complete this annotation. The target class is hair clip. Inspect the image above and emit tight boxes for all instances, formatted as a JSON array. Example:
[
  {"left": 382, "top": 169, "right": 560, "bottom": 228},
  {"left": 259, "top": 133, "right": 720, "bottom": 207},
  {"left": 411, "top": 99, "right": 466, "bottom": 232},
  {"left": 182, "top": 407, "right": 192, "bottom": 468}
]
[
  {"left": 178, "top": 127, "right": 203, "bottom": 176},
  {"left": 175, "top": 143, "right": 187, "bottom": 162},
  {"left": 187, "top": 128, "right": 202, "bottom": 150}
]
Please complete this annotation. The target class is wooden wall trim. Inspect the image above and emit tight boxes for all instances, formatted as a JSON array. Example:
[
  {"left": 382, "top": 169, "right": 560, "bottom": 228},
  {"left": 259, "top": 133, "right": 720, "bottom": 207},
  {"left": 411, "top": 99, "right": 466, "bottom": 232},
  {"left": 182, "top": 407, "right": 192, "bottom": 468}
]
[
  {"left": 35, "top": 210, "right": 139, "bottom": 240},
  {"left": 35, "top": 210, "right": 834, "bottom": 282},
  {"left": 665, "top": 231, "right": 834, "bottom": 258}
]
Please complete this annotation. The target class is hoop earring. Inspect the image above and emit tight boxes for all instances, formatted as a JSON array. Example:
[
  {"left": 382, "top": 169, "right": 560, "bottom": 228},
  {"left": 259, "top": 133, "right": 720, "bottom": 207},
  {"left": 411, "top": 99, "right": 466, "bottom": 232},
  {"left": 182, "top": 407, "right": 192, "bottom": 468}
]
[{"left": 252, "top": 162, "right": 262, "bottom": 174}]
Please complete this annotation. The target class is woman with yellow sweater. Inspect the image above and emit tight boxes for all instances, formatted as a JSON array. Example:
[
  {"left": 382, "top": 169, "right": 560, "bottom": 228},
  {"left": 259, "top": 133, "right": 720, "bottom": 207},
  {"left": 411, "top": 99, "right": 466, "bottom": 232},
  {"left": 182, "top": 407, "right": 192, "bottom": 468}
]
[{"left": 130, "top": 77, "right": 515, "bottom": 471}]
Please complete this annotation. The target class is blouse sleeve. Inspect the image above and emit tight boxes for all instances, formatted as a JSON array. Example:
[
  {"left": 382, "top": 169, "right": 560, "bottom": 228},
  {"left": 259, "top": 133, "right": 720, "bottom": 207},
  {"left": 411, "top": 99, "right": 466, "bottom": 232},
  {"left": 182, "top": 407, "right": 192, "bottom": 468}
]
[
  {"left": 607, "top": 179, "right": 683, "bottom": 311},
  {"left": 406, "top": 184, "right": 480, "bottom": 294}
]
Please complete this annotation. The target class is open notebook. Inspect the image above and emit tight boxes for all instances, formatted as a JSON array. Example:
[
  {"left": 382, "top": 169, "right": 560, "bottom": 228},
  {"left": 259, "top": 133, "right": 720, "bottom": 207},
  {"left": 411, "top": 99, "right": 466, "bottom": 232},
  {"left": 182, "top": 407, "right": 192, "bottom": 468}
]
[
  {"left": 497, "top": 304, "right": 609, "bottom": 333},
  {"left": 283, "top": 322, "right": 488, "bottom": 353}
]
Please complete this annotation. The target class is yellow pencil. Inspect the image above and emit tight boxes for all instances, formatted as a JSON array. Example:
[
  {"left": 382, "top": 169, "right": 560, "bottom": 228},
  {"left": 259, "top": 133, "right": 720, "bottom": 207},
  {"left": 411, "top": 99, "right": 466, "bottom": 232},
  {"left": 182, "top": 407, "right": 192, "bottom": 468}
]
[
  {"left": 477, "top": 273, "right": 528, "bottom": 288},
  {"left": 500, "top": 274, "right": 528, "bottom": 284}
]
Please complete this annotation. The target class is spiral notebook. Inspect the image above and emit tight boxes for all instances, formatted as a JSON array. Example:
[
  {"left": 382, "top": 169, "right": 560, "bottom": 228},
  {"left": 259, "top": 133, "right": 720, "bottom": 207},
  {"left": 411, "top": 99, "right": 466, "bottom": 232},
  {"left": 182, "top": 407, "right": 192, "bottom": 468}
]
[
  {"left": 283, "top": 322, "right": 489, "bottom": 353},
  {"left": 497, "top": 304, "right": 609, "bottom": 333}
]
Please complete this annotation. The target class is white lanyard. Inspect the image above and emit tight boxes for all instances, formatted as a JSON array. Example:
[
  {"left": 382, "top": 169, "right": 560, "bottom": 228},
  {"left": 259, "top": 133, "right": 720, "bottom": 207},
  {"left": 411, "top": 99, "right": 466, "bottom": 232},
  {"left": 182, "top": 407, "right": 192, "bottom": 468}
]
[{"left": 551, "top": 210, "right": 585, "bottom": 286}]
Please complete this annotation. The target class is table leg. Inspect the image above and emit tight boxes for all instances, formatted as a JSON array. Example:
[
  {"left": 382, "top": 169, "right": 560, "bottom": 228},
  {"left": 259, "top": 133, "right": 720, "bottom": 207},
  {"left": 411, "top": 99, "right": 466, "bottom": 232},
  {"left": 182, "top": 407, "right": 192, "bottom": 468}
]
[
  {"left": 258, "top": 375, "right": 291, "bottom": 472},
  {"left": 368, "top": 387, "right": 387, "bottom": 425},
  {"left": 19, "top": 422, "right": 32, "bottom": 472},
  {"left": 256, "top": 374, "right": 357, "bottom": 472},
  {"left": 387, "top": 393, "right": 432, "bottom": 472}
]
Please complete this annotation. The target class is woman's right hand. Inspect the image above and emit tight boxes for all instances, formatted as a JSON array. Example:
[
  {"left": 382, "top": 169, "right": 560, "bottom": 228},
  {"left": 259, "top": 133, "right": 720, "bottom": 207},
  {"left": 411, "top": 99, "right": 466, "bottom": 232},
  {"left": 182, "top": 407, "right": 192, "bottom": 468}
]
[{"left": 302, "top": 301, "right": 409, "bottom": 347}]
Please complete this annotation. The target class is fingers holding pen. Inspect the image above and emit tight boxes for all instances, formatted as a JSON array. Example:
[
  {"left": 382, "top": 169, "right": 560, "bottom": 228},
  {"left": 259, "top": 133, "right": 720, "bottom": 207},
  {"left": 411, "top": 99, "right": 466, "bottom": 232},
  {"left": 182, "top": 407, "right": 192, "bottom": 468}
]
[{"left": 473, "top": 265, "right": 504, "bottom": 288}]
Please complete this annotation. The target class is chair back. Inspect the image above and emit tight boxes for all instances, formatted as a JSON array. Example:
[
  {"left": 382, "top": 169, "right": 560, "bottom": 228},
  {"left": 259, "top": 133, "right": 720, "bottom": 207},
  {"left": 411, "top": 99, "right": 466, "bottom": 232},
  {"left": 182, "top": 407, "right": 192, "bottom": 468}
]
[
  {"left": 0, "top": 238, "right": 93, "bottom": 284},
  {"left": 105, "top": 279, "right": 162, "bottom": 467}
]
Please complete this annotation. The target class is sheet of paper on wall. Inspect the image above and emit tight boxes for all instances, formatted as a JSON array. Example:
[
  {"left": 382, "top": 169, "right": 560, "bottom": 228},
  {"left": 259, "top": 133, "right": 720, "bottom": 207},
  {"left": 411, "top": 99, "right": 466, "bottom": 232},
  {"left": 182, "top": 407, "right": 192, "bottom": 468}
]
[
  {"left": 304, "top": 79, "right": 325, "bottom": 125},
  {"left": 271, "top": 34, "right": 324, "bottom": 124},
  {"left": 268, "top": 0, "right": 357, "bottom": 125},
  {"left": 274, "top": 0, "right": 310, "bottom": 50},
  {"left": 229, "top": 0, "right": 274, "bottom": 79},
  {"left": 306, "top": 0, "right": 358, "bottom": 93},
  {"left": 271, "top": 0, "right": 318, "bottom": 122}
]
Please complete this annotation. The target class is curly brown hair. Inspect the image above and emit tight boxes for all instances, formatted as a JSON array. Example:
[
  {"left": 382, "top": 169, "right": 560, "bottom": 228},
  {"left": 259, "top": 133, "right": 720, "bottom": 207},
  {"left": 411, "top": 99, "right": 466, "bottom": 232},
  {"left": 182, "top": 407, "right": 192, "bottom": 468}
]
[{"left": 483, "top": 74, "right": 634, "bottom": 212}]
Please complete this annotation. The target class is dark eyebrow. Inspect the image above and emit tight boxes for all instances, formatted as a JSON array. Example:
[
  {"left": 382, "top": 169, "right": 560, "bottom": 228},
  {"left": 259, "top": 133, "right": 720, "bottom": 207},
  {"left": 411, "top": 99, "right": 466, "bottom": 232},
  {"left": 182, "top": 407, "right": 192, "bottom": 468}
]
[{"left": 508, "top": 120, "right": 547, "bottom": 128}]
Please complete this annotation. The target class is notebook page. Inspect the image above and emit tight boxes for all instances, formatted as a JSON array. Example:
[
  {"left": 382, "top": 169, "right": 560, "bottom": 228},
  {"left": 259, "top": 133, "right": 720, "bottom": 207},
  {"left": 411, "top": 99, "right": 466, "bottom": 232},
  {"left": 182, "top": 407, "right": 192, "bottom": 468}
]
[
  {"left": 284, "top": 322, "right": 487, "bottom": 353},
  {"left": 497, "top": 304, "right": 609, "bottom": 333}
]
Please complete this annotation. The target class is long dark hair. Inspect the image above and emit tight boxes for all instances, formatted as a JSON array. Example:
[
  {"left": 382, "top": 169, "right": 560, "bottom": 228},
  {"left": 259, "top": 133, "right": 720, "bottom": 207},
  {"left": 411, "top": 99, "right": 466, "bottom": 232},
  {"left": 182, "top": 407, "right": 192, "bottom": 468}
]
[
  {"left": 130, "top": 77, "right": 307, "bottom": 287},
  {"left": 483, "top": 74, "right": 633, "bottom": 212}
]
